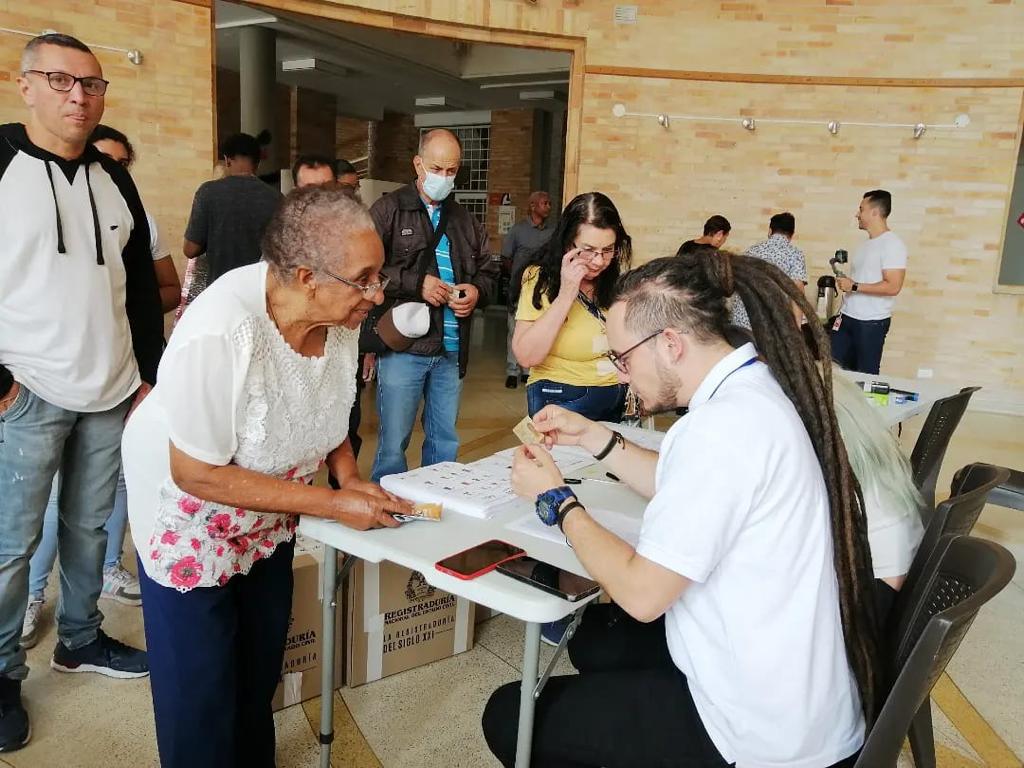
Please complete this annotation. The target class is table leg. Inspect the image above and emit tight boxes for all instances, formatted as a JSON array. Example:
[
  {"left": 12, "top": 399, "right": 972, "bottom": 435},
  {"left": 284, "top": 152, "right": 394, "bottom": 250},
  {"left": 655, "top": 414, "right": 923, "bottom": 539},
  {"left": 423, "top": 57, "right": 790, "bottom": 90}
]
[
  {"left": 515, "top": 622, "right": 542, "bottom": 768},
  {"left": 319, "top": 545, "right": 339, "bottom": 768}
]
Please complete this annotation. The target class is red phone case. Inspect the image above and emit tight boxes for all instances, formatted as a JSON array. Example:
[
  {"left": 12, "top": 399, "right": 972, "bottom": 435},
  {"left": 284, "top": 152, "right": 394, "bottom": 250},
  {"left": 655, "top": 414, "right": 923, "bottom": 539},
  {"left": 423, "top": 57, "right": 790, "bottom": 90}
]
[{"left": 434, "top": 541, "right": 526, "bottom": 580}]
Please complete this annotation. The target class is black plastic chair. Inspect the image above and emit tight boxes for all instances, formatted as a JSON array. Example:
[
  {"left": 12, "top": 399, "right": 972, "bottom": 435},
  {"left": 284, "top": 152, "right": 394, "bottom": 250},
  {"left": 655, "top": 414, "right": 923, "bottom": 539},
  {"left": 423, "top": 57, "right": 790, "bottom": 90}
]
[
  {"left": 855, "top": 535, "right": 1016, "bottom": 768},
  {"left": 901, "top": 463, "right": 1010, "bottom": 602},
  {"left": 952, "top": 463, "right": 1024, "bottom": 512},
  {"left": 888, "top": 463, "right": 1009, "bottom": 768},
  {"left": 910, "top": 387, "right": 981, "bottom": 513}
]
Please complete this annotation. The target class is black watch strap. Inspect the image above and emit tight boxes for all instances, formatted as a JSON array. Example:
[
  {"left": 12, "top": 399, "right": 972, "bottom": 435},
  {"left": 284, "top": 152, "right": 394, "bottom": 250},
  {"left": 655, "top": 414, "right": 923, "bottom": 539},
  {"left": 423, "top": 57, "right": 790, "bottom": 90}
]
[
  {"left": 557, "top": 500, "right": 584, "bottom": 533},
  {"left": 593, "top": 430, "right": 624, "bottom": 461}
]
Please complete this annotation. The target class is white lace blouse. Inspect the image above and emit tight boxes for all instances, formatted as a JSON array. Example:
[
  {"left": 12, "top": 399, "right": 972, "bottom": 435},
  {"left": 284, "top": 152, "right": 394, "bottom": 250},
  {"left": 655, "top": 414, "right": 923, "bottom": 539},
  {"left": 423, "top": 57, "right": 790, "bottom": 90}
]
[{"left": 122, "top": 262, "right": 357, "bottom": 591}]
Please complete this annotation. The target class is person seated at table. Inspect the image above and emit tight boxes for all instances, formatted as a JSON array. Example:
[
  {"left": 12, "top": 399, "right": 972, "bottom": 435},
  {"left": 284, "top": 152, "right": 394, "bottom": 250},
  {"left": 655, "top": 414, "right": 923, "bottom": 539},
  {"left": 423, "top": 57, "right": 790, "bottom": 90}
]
[
  {"left": 121, "top": 185, "right": 411, "bottom": 768},
  {"left": 512, "top": 192, "right": 632, "bottom": 422},
  {"left": 830, "top": 364, "right": 924, "bottom": 618},
  {"left": 482, "top": 252, "right": 879, "bottom": 768}
]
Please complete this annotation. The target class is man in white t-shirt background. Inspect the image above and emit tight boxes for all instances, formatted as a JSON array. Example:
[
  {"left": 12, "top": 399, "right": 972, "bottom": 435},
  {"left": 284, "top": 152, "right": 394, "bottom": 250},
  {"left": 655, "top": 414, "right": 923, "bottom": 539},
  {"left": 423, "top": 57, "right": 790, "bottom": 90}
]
[{"left": 832, "top": 189, "right": 908, "bottom": 374}]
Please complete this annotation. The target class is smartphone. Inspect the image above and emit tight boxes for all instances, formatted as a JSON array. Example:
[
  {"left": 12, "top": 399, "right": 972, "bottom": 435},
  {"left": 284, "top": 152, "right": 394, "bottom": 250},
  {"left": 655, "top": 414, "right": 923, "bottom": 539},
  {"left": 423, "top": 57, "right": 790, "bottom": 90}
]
[
  {"left": 435, "top": 540, "right": 526, "bottom": 580},
  {"left": 497, "top": 557, "right": 601, "bottom": 602}
]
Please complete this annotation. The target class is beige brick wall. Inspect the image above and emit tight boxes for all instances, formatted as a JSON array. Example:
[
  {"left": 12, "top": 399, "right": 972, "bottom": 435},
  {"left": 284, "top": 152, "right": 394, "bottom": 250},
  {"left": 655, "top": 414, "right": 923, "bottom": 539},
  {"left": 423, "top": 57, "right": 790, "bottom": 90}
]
[
  {"left": 579, "top": 75, "right": 1023, "bottom": 403},
  {"left": 286, "top": 0, "right": 1024, "bottom": 407},
  {"left": 0, "top": 0, "right": 215, "bottom": 287}
]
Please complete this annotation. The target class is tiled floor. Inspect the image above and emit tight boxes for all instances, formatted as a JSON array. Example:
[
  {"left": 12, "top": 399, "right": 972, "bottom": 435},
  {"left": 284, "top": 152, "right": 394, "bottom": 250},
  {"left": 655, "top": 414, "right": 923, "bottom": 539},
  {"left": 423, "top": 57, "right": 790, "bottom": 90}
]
[{"left": 4, "top": 308, "right": 1021, "bottom": 768}]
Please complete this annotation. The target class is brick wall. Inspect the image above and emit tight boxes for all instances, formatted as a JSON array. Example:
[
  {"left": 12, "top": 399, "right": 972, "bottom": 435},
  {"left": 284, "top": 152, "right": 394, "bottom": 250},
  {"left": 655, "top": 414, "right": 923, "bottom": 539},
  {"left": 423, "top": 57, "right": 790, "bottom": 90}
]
[
  {"left": 369, "top": 111, "right": 417, "bottom": 183},
  {"left": 294, "top": 87, "right": 337, "bottom": 159},
  {"left": 216, "top": 67, "right": 292, "bottom": 171},
  {"left": 580, "top": 75, "right": 1023, "bottom": 403},
  {"left": 488, "top": 109, "right": 536, "bottom": 253},
  {"left": 285, "top": 0, "right": 1024, "bottom": 408},
  {"left": 0, "top": 0, "right": 214, "bottom": 293},
  {"left": 336, "top": 116, "right": 369, "bottom": 166}
]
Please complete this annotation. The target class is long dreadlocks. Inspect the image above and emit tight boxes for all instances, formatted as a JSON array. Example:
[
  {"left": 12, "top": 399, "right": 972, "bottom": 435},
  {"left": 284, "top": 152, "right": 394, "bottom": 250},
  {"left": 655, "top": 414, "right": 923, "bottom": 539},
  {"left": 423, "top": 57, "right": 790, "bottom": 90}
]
[{"left": 615, "top": 248, "right": 882, "bottom": 724}]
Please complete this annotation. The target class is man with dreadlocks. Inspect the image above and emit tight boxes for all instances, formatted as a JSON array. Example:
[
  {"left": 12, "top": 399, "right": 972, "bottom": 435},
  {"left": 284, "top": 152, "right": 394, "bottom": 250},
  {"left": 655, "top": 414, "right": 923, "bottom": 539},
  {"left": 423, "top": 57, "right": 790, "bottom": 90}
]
[{"left": 482, "top": 251, "right": 879, "bottom": 768}]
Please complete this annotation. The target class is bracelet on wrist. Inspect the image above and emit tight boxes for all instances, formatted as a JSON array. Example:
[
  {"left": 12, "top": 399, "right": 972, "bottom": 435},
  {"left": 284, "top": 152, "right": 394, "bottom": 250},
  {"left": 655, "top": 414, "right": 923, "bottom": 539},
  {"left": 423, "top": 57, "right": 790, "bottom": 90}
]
[{"left": 593, "top": 430, "right": 624, "bottom": 461}]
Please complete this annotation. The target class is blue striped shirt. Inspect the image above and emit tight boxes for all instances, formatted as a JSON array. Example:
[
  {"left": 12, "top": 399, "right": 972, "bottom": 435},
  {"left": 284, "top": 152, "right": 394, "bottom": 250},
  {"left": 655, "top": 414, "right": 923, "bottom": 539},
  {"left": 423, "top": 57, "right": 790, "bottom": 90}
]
[{"left": 429, "top": 204, "right": 459, "bottom": 352}]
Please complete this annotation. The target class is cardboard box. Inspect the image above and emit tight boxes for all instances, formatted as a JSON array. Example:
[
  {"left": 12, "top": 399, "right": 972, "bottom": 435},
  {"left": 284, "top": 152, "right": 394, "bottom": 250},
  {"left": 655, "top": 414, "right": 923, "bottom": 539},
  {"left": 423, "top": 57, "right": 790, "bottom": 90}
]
[
  {"left": 272, "top": 537, "right": 344, "bottom": 711},
  {"left": 347, "top": 561, "right": 475, "bottom": 687}
]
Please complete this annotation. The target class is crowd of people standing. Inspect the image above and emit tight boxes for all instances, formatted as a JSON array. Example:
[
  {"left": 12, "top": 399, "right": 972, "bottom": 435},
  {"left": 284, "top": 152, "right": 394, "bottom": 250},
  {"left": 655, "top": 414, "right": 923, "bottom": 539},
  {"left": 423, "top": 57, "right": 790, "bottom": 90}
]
[{"left": 1, "top": 30, "right": 917, "bottom": 768}]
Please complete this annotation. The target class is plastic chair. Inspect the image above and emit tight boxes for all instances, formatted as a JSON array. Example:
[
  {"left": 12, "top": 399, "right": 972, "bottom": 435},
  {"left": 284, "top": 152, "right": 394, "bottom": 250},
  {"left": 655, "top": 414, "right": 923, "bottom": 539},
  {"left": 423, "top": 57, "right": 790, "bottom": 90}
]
[
  {"left": 952, "top": 463, "right": 1024, "bottom": 512},
  {"left": 886, "top": 463, "right": 1009, "bottom": 768},
  {"left": 855, "top": 535, "right": 1016, "bottom": 768},
  {"left": 910, "top": 387, "right": 981, "bottom": 513}
]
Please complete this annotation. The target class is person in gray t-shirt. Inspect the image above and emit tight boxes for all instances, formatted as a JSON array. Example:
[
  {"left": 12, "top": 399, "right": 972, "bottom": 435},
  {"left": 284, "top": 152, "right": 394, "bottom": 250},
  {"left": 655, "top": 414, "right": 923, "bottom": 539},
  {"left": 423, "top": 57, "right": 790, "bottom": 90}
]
[
  {"left": 501, "top": 191, "right": 553, "bottom": 387},
  {"left": 184, "top": 132, "right": 283, "bottom": 288}
]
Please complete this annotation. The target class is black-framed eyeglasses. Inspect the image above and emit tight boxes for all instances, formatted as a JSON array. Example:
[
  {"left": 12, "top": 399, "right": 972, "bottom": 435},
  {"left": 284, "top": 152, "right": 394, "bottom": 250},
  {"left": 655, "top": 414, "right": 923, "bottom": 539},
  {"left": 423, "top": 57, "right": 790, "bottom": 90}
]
[
  {"left": 575, "top": 242, "right": 617, "bottom": 261},
  {"left": 605, "top": 329, "right": 663, "bottom": 374},
  {"left": 23, "top": 70, "right": 109, "bottom": 97},
  {"left": 322, "top": 269, "right": 391, "bottom": 297}
]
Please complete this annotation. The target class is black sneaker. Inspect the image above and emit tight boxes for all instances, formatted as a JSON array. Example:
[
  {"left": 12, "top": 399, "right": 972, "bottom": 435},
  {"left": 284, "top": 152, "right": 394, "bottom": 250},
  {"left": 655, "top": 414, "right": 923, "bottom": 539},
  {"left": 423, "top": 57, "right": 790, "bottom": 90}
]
[
  {"left": 505, "top": 375, "right": 518, "bottom": 389},
  {"left": 51, "top": 630, "right": 149, "bottom": 679},
  {"left": 0, "top": 678, "right": 30, "bottom": 752}
]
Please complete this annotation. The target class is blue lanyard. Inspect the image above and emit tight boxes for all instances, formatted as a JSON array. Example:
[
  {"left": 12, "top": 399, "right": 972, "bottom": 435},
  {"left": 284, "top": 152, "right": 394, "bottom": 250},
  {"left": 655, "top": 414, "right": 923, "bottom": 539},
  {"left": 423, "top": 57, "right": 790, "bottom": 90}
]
[{"left": 707, "top": 356, "right": 758, "bottom": 401}]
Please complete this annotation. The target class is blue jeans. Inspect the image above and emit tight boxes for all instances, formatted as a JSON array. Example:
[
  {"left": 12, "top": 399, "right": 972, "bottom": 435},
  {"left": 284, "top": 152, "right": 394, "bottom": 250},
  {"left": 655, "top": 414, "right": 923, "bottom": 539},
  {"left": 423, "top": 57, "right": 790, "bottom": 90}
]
[
  {"left": 28, "top": 468, "right": 129, "bottom": 599},
  {"left": 0, "top": 385, "right": 129, "bottom": 679},
  {"left": 527, "top": 380, "right": 627, "bottom": 423},
  {"left": 371, "top": 352, "right": 462, "bottom": 482},
  {"left": 831, "top": 315, "right": 892, "bottom": 375},
  {"left": 139, "top": 539, "right": 293, "bottom": 768}
]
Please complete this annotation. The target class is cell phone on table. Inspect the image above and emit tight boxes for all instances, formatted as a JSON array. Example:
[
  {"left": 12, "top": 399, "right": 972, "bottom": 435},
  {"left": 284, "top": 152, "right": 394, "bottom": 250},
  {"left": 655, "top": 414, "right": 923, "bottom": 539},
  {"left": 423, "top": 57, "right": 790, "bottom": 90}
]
[
  {"left": 497, "top": 557, "right": 601, "bottom": 602},
  {"left": 435, "top": 540, "right": 526, "bottom": 580}
]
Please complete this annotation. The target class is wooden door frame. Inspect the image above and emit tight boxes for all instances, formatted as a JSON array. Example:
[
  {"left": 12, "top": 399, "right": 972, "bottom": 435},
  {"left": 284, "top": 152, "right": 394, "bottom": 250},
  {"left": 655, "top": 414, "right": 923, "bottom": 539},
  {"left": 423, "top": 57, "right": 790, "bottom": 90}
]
[{"left": 239, "top": 0, "right": 586, "bottom": 202}]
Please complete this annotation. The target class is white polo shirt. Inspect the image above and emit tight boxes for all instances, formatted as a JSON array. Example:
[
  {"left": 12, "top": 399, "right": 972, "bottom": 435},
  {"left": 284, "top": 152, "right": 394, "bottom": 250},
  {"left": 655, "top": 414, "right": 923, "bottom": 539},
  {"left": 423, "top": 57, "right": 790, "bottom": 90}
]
[{"left": 636, "top": 344, "right": 864, "bottom": 768}]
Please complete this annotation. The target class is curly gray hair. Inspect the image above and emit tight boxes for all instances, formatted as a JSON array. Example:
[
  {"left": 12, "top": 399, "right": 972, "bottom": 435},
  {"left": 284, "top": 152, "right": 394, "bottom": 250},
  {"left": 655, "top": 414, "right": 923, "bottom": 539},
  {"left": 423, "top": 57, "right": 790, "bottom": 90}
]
[{"left": 261, "top": 184, "right": 375, "bottom": 283}]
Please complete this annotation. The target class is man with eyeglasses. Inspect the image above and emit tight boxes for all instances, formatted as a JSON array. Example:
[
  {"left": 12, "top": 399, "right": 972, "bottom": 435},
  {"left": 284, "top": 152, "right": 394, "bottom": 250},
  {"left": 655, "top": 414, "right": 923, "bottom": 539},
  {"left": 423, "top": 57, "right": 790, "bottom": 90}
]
[
  {"left": 0, "top": 33, "right": 163, "bottom": 752},
  {"left": 368, "top": 129, "right": 499, "bottom": 481}
]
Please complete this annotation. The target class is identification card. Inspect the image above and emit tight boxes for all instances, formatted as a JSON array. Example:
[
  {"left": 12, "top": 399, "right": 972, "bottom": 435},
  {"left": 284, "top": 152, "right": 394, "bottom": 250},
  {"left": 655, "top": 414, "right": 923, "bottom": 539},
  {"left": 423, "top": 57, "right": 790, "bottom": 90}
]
[
  {"left": 513, "top": 416, "right": 543, "bottom": 445},
  {"left": 831, "top": 315, "right": 843, "bottom": 332}
]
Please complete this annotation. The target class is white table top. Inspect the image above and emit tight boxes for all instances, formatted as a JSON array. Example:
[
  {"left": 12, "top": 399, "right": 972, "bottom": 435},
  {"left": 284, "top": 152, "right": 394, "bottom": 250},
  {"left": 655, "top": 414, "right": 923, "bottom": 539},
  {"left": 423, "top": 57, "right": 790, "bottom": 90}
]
[
  {"left": 834, "top": 370, "right": 963, "bottom": 427},
  {"left": 299, "top": 466, "right": 649, "bottom": 625}
]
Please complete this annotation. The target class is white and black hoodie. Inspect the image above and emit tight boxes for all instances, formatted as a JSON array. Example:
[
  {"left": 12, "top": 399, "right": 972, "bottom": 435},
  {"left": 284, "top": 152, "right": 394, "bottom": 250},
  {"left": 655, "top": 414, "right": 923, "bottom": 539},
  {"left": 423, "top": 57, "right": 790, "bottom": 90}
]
[{"left": 0, "top": 123, "right": 163, "bottom": 412}]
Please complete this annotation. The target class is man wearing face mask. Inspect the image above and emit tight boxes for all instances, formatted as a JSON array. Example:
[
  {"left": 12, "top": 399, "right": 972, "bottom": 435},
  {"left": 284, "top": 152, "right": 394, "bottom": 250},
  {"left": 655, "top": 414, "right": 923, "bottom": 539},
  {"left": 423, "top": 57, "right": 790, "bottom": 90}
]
[{"left": 368, "top": 129, "right": 498, "bottom": 481}]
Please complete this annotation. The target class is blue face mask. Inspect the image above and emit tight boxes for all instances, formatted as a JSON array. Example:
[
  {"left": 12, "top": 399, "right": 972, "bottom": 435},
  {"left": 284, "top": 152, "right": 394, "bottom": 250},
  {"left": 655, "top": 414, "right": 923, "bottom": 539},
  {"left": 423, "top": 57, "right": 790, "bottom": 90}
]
[{"left": 421, "top": 171, "right": 455, "bottom": 202}]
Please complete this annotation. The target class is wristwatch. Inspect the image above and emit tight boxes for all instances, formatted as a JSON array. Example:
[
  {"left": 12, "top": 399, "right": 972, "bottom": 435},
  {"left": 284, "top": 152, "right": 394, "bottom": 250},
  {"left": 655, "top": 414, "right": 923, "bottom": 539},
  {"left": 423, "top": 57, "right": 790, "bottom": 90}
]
[
  {"left": 851, "top": 282, "right": 860, "bottom": 292},
  {"left": 536, "top": 486, "right": 582, "bottom": 531}
]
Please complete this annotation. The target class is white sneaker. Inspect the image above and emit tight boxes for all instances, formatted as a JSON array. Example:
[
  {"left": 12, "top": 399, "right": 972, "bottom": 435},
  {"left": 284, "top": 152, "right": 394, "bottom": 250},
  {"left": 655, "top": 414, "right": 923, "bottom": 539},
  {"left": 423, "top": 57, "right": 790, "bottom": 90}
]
[
  {"left": 21, "top": 599, "right": 44, "bottom": 650},
  {"left": 101, "top": 565, "right": 142, "bottom": 607}
]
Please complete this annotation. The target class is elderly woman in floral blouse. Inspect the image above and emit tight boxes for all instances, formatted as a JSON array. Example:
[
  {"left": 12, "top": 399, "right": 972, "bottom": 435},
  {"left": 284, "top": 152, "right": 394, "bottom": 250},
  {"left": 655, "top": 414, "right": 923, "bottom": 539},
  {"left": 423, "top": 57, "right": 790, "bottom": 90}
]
[{"left": 122, "top": 185, "right": 411, "bottom": 768}]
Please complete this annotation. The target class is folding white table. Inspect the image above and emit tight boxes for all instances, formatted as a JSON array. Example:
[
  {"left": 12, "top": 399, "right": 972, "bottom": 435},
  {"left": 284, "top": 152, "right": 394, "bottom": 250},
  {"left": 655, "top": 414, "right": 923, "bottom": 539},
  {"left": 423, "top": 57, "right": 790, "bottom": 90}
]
[
  {"left": 299, "top": 470, "right": 650, "bottom": 768},
  {"left": 833, "top": 370, "right": 964, "bottom": 427}
]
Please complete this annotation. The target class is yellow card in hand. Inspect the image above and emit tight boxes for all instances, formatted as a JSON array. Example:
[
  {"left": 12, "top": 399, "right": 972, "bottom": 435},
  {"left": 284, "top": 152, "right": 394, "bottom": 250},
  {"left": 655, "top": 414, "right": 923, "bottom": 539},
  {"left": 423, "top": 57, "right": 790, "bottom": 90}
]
[{"left": 513, "top": 416, "right": 543, "bottom": 445}]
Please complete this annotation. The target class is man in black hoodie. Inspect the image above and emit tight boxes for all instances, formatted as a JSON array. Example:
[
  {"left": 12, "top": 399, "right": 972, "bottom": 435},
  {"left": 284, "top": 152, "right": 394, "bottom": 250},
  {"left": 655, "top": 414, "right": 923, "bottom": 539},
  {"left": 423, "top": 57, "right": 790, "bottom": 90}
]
[{"left": 0, "top": 34, "right": 163, "bottom": 752}]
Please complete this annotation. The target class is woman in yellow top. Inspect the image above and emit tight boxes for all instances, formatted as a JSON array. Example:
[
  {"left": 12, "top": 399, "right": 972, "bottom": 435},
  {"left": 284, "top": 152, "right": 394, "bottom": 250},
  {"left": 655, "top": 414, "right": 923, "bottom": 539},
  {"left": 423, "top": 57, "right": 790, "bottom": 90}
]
[{"left": 512, "top": 192, "right": 632, "bottom": 422}]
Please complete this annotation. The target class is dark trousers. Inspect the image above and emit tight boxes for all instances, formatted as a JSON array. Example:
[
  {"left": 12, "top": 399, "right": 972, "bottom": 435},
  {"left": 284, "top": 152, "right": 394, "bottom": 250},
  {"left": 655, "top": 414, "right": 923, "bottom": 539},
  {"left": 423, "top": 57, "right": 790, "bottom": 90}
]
[
  {"left": 526, "top": 380, "right": 626, "bottom": 423},
  {"left": 831, "top": 315, "right": 892, "bottom": 375},
  {"left": 481, "top": 604, "right": 730, "bottom": 768},
  {"left": 138, "top": 539, "right": 294, "bottom": 768}
]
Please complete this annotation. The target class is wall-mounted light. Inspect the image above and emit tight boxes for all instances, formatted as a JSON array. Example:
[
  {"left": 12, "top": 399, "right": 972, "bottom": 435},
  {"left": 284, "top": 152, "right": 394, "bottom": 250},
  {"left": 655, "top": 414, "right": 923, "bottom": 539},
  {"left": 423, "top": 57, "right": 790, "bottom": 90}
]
[
  {"left": 0, "top": 26, "right": 143, "bottom": 65},
  {"left": 610, "top": 103, "right": 971, "bottom": 140}
]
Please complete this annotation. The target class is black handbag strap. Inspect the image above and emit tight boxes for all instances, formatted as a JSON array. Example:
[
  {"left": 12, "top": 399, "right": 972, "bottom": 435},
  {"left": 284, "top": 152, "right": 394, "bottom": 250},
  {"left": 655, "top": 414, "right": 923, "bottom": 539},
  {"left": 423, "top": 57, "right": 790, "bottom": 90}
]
[{"left": 418, "top": 201, "right": 451, "bottom": 282}]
